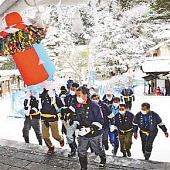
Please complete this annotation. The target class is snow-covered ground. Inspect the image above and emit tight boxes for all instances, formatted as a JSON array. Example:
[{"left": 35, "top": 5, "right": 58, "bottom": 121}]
[{"left": 0, "top": 85, "right": 170, "bottom": 163}]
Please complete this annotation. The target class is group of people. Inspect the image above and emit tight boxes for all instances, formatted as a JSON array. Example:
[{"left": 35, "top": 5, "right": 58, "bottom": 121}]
[{"left": 22, "top": 81, "right": 169, "bottom": 170}]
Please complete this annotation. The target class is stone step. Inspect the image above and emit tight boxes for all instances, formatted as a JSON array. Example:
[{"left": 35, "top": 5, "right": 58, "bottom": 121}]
[{"left": 0, "top": 138, "right": 169, "bottom": 170}]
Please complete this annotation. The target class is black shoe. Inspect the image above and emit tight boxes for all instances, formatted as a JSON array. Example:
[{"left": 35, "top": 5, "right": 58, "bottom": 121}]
[
  {"left": 79, "top": 157, "right": 87, "bottom": 170},
  {"left": 68, "top": 149, "right": 76, "bottom": 157},
  {"left": 104, "top": 144, "right": 109, "bottom": 150},
  {"left": 68, "top": 142, "right": 77, "bottom": 157},
  {"left": 126, "top": 150, "right": 131, "bottom": 157},
  {"left": 144, "top": 151, "right": 151, "bottom": 160},
  {"left": 38, "top": 139, "right": 42, "bottom": 145},
  {"left": 103, "top": 140, "right": 109, "bottom": 150},
  {"left": 99, "top": 156, "right": 106, "bottom": 168},
  {"left": 113, "top": 145, "right": 119, "bottom": 156},
  {"left": 24, "top": 136, "right": 29, "bottom": 143},
  {"left": 123, "top": 152, "right": 127, "bottom": 157}
]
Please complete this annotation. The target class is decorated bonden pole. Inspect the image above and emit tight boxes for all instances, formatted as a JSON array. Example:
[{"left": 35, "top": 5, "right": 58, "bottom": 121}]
[{"left": 0, "top": 12, "right": 55, "bottom": 86}]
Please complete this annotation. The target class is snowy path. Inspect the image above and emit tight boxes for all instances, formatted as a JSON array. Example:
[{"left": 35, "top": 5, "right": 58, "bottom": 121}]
[{"left": 0, "top": 86, "right": 170, "bottom": 163}]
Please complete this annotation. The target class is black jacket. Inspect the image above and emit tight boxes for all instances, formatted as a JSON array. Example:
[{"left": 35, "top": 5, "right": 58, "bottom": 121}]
[
  {"left": 40, "top": 90, "right": 63, "bottom": 122},
  {"left": 98, "top": 101, "right": 112, "bottom": 128},
  {"left": 24, "top": 96, "right": 40, "bottom": 119},
  {"left": 114, "top": 111, "right": 134, "bottom": 134}
]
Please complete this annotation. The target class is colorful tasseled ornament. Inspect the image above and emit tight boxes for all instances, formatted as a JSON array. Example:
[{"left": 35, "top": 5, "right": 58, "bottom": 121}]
[{"left": 0, "top": 25, "right": 48, "bottom": 56}]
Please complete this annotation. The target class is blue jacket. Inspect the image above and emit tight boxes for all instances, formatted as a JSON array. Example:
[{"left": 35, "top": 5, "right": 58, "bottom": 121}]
[
  {"left": 133, "top": 111, "right": 167, "bottom": 133},
  {"left": 98, "top": 101, "right": 112, "bottom": 128},
  {"left": 109, "top": 105, "right": 119, "bottom": 125},
  {"left": 114, "top": 111, "right": 134, "bottom": 134},
  {"left": 76, "top": 99, "right": 104, "bottom": 137},
  {"left": 67, "top": 79, "right": 73, "bottom": 90}
]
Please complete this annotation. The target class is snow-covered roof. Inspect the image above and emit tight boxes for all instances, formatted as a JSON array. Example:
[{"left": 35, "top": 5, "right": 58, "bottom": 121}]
[
  {"left": 0, "top": 69, "right": 20, "bottom": 76},
  {"left": 142, "top": 56, "right": 170, "bottom": 73},
  {"left": 148, "top": 39, "right": 170, "bottom": 52}
]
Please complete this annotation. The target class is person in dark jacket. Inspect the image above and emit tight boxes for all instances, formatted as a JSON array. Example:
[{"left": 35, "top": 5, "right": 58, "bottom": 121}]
[
  {"left": 59, "top": 86, "right": 68, "bottom": 104},
  {"left": 103, "top": 88, "right": 115, "bottom": 105},
  {"left": 40, "top": 88, "right": 64, "bottom": 154},
  {"left": 76, "top": 86, "right": 106, "bottom": 170},
  {"left": 108, "top": 97, "right": 120, "bottom": 156},
  {"left": 133, "top": 102, "right": 169, "bottom": 160},
  {"left": 61, "top": 82, "right": 79, "bottom": 157},
  {"left": 120, "top": 84, "right": 135, "bottom": 110},
  {"left": 59, "top": 86, "right": 68, "bottom": 97},
  {"left": 22, "top": 90, "right": 42, "bottom": 145},
  {"left": 67, "top": 77, "right": 73, "bottom": 91},
  {"left": 91, "top": 93, "right": 112, "bottom": 151},
  {"left": 114, "top": 104, "right": 134, "bottom": 157}
]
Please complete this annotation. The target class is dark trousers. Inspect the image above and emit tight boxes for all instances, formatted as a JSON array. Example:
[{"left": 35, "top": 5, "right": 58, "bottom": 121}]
[
  {"left": 140, "top": 130, "right": 157, "bottom": 154},
  {"left": 23, "top": 118, "right": 42, "bottom": 144},
  {"left": 102, "top": 127, "right": 109, "bottom": 142},
  {"left": 78, "top": 135, "right": 105, "bottom": 157},
  {"left": 78, "top": 135, "right": 106, "bottom": 169},
  {"left": 125, "top": 101, "right": 132, "bottom": 110}
]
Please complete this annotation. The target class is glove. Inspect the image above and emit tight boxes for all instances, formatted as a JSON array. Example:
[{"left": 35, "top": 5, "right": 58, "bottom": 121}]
[
  {"left": 69, "top": 119, "right": 73, "bottom": 126},
  {"left": 110, "top": 125, "right": 117, "bottom": 132},
  {"left": 61, "top": 108, "right": 66, "bottom": 120},
  {"left": 133, "top": 96, "right": 135, "bottom": 101},
  {"left": 165, "top": 132, "right": 169, "bottom": 138},
  {"left": 44, "top": 121, "right": 50, "bottom": 128},
  {"left": 134, "top": 133, "right": 138, "bottom": 139},
  {"left": 23, "top": 110, "right": 29, "bottom": 116},
  {"left": 56, "top": 108, "right": 61, "bottom": 114},
  {"left": 78, "top": 127, "right": 91, "bottom": 136},
  {"left": 90, "top": 124, "right": 99, "bottom": 131}
]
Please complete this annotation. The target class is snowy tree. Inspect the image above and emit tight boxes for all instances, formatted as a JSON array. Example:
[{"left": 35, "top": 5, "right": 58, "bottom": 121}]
[
  {"left": 42, "top": 29, "right": 88, "bottom": 83},
  {"left": 89, "top": 2, "right": 156, "bottom": 77},
  {"left": 21, "top": 0, "right": 170, "bottom": 80}
]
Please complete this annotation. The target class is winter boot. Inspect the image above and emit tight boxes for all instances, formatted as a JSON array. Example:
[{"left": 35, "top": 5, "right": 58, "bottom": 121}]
[
  {"left": 89, "top": 144, "right": 94, "bottom": 153},
  {"left": 112, "top": 145, "right": 119, "bottom": 156},
  {"left": 99, "top": 156, "right": 106, "bottom": 168},
  {"left": 122, "top": 151, "right": 127, "bottom": 157},
  {"left": 68, "top": 142, "right": 77, "bottom": 157},
  {"left": 38, "top": 139, "right": 42, "bottom": 145},
  {"left": 102, "top": 140, "right": 109, "bottom": 150},
  {"left": 145, "top": 151, "right": 151, "bottom": 160},
  {"left": 79, "top": 157, "right": 87, "bottom": 170},
  {"left": 47, "top": 146, "right": 54, "bottom": 154},
  {"left": 126, "top": 149, "right": 131, "bottom": 157},
  {"left": 24, "top": 136, "right": 29, "bottom": 143}
]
